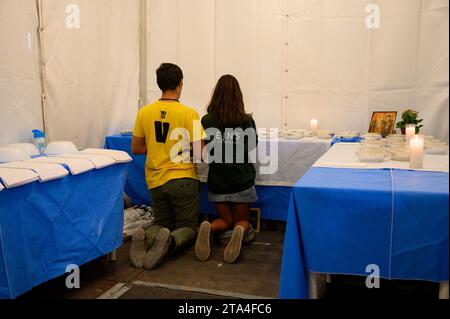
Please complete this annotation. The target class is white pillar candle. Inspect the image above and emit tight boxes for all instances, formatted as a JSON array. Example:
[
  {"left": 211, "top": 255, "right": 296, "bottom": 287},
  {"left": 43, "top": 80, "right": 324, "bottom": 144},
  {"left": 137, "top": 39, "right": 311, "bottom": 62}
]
[
  {"left": 409, "top": 135, "right": 424, "bottom": 169},
  {"left": 310, "top": 118, "right": 318, "bottom": 131},
  {"left": 405, "top": 124, "right": 416, "bottom": 141}
]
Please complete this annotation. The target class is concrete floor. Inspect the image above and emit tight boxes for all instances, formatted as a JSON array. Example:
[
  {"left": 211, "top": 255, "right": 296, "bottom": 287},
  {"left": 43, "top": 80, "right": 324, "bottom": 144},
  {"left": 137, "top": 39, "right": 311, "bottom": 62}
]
[
  {"left": 18, "top": 226, "right": 439, "bottom": 299},
  {"left": 19, "top": 230, "right": 284, "bottom": 299}
]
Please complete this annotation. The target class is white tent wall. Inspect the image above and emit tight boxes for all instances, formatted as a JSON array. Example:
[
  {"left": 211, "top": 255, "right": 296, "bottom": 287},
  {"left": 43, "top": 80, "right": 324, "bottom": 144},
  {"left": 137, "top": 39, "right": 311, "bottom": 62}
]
[
  {"left": 146, "top": 0, "right": 448, "bottom": 139},
  {"left": 0, "top": 0, "right": 43, "bottom": 146},
  {"left": 146, "top": 0, "right": 285, "bottom": 129},
  {"left": 146, "top": 0, "right": 216, "bottom": 118},
  {"left": 1, "top": 0, "right": 448, "bottom": 148},
  {"left": 41, "top": 0, "right": 140, "bottom": 149}
]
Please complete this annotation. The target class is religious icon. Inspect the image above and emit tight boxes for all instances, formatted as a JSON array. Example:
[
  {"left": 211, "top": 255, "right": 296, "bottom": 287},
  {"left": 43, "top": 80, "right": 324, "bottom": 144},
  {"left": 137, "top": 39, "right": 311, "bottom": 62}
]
[{"left": 369, "top": 112, "right": 397, "bottom": 136}]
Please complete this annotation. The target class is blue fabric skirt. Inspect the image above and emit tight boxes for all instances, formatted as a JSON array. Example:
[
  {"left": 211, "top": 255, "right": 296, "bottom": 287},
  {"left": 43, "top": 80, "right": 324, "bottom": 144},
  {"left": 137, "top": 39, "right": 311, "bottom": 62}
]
[{"left": 208, "top": 186, "right": 258, "bottom": 203}]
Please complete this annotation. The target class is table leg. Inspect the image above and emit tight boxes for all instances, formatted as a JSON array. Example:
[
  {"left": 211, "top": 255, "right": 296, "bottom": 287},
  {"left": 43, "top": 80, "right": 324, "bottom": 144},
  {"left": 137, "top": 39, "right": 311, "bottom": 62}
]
[
  {"left": 439, "top": 282, "right": 449, "bottom": 299},
  {"left": 326, "top": 274, "right": 332, "bottom": 284},
  {"left": 308, "top": 272, "right": 319, "bottom": 299},
  {"left": 108, "top": 250, "right": 117, "bottom": 263},
  {"left": 308, "top": 272, "right": 328, "bottom": 299}
]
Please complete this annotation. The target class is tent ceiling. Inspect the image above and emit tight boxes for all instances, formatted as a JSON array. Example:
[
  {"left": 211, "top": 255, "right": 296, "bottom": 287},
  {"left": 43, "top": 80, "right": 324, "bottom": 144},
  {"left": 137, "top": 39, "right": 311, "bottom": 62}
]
[{"left": 0, "top": 0, "right": 448, "bottom": 148}]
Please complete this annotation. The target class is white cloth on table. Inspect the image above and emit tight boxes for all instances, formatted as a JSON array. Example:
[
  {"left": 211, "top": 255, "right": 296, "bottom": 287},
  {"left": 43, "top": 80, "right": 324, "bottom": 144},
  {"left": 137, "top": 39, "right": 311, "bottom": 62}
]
[
  {"left": 315, "top": 162, "right": 369, "bottom": 168},
  {"left": 314, "top": 143, "right": 449, "bottom": 172},
  {"left": 0, "top": 161, "right": 69, "bottom": 182},
  {"left": 197, "top": 137, "right": 334, "bottom": 187},
  {"left": 27, "top": 157, "right": 95, "bottom": 175},
  {"left": 80, "top": 149, "right": 132, "bottom": 163},
  {"left": 0, "top": 167, "right": 39, "bottom": 188},
  {"left": 49, "top": 153, "right": 116, "bottom": 169}
]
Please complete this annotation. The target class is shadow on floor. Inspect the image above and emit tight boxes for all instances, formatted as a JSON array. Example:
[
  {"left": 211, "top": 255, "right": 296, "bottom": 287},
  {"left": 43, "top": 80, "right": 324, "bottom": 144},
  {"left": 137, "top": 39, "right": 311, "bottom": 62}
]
[
  {"left": 18, "top": 228, "right": 440, "bottom": 299},
  {"left": 19, "top": 230, "right": 284, "bottom": 299},
  {"left": 324, "top": 275, "right": 439, "bottom": 299}
]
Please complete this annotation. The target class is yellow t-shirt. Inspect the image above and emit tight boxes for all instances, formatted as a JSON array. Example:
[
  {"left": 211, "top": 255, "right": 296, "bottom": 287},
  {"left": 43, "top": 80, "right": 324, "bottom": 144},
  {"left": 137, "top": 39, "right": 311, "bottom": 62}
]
[{"left": 133, "top": 101, "right": 204, "bottom": 190}]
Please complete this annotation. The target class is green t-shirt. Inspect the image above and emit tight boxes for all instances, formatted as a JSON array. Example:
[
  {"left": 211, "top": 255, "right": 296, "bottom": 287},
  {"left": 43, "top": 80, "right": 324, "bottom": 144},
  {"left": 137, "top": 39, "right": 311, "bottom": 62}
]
[{"left": 201, "top": 113, "right": 258, "bottom": 195}]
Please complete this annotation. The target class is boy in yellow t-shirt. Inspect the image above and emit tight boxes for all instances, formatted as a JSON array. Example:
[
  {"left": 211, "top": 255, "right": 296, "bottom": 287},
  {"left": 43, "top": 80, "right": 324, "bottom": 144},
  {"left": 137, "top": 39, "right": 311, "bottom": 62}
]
[{"left": 129, "top": 63, "right": 204, "bottom": 270}]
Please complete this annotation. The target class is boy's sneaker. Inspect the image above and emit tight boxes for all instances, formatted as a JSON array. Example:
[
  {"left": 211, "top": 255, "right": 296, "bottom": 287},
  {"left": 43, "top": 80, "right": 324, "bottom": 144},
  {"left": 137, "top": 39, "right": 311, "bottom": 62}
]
[
  {"left": 195, "top": 221, "right": 212, "bottom": 261},
  {"left": 224, "top": 226, "right": 245, "bottom": 264},
  {"left": 143, "top": 228, "right": 172, "bottom": 270},
  {"left": 129, "top": 228, "right": 147, "bottom": 269}
]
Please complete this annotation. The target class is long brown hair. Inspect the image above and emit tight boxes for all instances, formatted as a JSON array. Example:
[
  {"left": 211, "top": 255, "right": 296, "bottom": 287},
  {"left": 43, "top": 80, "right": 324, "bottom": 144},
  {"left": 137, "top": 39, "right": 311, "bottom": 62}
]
[{"left": 207, "top": 75, "right": 249, "bottom": 127}]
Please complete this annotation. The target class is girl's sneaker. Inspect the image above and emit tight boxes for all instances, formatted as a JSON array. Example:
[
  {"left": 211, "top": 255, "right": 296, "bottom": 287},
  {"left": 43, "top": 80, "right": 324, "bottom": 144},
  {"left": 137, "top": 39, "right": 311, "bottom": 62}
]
[
  {"left": 218, "top": 224, "right": 255, "bottom": 245},
  {"left": 224, "top": 226, "right": 245, "bottom": 263}
]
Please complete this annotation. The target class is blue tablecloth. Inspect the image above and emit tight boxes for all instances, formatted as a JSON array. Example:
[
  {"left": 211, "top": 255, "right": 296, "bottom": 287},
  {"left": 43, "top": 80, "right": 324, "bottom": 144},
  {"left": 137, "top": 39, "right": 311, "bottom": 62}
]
[
  {"left": 0, "top": 163, "right": 128, "bottom": 299},
  {"left": 279, "top": 167, "right": 449, "bottom": 299},
  {"left": 105, "top": 135, "right": 292, "bottom": 221}
]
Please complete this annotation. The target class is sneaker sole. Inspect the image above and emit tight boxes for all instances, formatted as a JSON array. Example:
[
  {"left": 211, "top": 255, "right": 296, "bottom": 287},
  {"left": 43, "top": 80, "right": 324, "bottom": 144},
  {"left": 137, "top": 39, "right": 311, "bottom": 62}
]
[
  {"left": 195, "top": 222, "right": 211, "bottom": 261},
  {"left": 129, "top": 228, "right": 146, "bottom": 269},
  {"left": 143, "top": 228, "right": 171, "bottom": 270},
  {"left": 219, "top": 230, "right": 255, "bottom": 245},
  {"left": 224, "top": 226, "right": 245, "bottom": 264}
]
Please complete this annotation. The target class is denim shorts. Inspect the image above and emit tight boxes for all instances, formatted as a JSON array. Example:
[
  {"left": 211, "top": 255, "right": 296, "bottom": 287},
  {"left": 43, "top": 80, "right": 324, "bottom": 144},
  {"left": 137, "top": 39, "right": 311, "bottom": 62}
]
[{"left": 208, "top": 186, "right": 258, "bottom": 203}]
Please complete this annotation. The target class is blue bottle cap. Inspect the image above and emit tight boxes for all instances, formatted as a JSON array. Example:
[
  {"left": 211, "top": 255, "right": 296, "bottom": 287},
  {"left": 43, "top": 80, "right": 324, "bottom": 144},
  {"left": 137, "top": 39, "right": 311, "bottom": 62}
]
[{"left": 32, "top": 130, "right": 45, "bottom": 138}]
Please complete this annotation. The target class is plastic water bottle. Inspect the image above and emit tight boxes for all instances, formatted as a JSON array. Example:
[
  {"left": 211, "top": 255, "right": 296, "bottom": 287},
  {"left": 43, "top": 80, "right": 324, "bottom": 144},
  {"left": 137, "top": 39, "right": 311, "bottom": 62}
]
[{"left": 32, "top": 130, "right": 46, "bottom": 154}]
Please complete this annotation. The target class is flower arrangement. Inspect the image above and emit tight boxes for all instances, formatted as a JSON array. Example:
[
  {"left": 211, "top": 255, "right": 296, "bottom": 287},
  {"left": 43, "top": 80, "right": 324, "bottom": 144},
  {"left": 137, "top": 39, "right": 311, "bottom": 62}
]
[{"left": 396, "top": 109, "right": 423, "bottom": 134}]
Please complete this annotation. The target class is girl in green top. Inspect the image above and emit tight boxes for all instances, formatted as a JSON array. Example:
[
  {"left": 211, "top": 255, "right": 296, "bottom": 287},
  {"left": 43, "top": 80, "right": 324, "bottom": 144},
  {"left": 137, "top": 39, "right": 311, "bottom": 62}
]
[{"left": 195, "top": 75, "right": 258, "bottom": 264}]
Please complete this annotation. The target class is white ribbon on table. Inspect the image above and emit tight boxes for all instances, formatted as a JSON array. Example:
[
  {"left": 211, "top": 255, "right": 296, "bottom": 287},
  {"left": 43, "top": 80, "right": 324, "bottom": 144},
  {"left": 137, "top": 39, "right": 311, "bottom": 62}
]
[{"left": 1, "top": 161, "right": 69, "bottom": 182}]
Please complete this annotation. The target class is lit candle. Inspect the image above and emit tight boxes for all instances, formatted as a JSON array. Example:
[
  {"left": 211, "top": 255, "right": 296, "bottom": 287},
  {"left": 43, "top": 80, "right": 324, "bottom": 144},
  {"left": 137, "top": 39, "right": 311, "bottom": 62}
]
[
  {"left": 409, "top": 134, "right": 424, "bottom": 169},
  {"left": 405, "top": 124, "right": 416, "bottom": 141},
  {"left": 310, "top": 118, "right": 318, "bottom": 131}
]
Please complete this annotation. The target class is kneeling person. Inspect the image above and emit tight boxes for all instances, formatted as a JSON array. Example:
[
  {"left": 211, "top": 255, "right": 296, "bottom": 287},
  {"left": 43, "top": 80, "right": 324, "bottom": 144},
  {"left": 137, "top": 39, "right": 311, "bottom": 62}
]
[{"left": 130, "top": 63, "right": 204, "bottom": 270}]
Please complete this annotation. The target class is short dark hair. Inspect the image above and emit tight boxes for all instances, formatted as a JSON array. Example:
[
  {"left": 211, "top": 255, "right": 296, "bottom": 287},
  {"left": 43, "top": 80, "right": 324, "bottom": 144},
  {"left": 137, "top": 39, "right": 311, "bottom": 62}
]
[{"left": 156, "top": 63, "right": 183, "bottom": 92}]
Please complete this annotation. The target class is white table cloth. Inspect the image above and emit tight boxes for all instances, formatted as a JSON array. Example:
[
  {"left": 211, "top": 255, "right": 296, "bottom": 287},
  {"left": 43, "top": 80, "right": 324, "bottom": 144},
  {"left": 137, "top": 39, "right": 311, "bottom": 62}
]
[
  {"left": 315, "top": 143, "right": 449, "bottom": 173},
  {"left": 0, "top": 167, "right": 39, "bottom": 188},
  {"left": 50, "top": 154, "right": 116, "bottom": 169},
  {"left": 80, "top": 149, "right": 133, "bottom": 163},
  {"left": 28, "top": 157, "right": 95, "bottom": 175},
  {"left": 0, "top": 161, "right": 69, "bottom": 182},
  {"left": 198, "top": 137, "right": 334, "bottom": 187}
]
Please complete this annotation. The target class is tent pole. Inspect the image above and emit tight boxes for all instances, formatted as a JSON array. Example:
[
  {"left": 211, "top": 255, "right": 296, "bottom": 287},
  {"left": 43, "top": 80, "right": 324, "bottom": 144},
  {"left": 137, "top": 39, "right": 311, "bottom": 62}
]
[
  {"left": 281, "top": 0, "right": 288, "bottom": 131},
  {"left": 139, "top": 0, "right": 147, "bottom": 109},
  {"left": 36, "top": 0, "right": 48, "bottom": 140}
]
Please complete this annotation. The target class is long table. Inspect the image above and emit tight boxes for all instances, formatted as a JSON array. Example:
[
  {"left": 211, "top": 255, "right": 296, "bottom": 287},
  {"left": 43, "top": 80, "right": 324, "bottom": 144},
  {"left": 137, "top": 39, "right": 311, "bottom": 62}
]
[
  {"left": 0, "top": 163, "right": 128, "bottom": 299},
  {"left": 105, "top": 134, "right": 336, "bottom": 221},
  {"left": 279, "top": 145, "right": 449, "bottom": 299}
]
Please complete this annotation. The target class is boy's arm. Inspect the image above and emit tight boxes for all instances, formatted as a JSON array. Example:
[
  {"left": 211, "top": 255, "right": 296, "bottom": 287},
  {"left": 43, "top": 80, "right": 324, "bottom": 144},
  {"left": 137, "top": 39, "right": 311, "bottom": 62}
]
[
  {"left": 132, "top": 136, "right": 147, "bottom": 155},
  {"left": 132, "top": 110, "right": 147, "bottom": 155}
]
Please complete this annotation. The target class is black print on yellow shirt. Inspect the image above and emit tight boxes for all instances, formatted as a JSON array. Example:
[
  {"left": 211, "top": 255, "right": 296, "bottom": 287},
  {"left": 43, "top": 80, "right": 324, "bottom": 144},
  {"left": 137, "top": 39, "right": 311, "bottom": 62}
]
[{"left": 154, "top": 121, "right": 170, "bottom": 143}]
